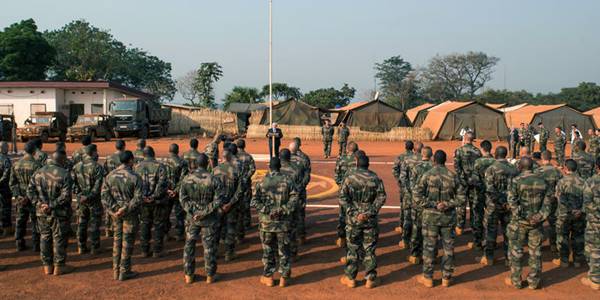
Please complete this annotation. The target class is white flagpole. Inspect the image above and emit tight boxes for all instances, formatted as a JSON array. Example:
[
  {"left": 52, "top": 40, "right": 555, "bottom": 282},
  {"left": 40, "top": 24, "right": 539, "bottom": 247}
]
[{"left": 269, "top": 0, "right": 274, "bottom": 157}]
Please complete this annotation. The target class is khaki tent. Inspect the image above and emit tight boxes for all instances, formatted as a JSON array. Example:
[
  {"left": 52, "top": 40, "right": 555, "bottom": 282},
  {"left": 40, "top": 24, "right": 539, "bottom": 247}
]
[
  {"left": 226, "top": 102, "right": 267, "bottom": 133},
  {"left": 259, "top": 99, "right": 323, "bottom": 126},
  {"left": 419, "top": 101, "right": 509, "bottom": 140},
  {"left": 406, "top": 103, "right": 436, "bottom": 127},
  {"left": 335, "top": 100, "right": 411, "bottom": 132},
  {"left": 505, "top": 104, "right": 596, "bottom": 138},
  {"left": 486, "top": 103, "right": 507, "bottom": 109},
  {"left": 585, "top": 107, "right": 600, "bottom": 129}
]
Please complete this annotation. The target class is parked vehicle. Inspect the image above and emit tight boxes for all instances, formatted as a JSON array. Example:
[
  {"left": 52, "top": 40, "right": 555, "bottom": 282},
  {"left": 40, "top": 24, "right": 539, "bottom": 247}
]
[
  {"left": 109, "top": 98, "right": 171, "bottom": 138},
  {"left": 67, "top": 114, "right": 114, "bottom": 142},
  {"left": 17, "top": 112, "right": 68, "bottom": 142}
]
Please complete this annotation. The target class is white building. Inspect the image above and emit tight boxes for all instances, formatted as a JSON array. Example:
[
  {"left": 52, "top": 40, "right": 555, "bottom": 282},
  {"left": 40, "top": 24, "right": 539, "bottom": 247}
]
[{"left": 0, "top": 81, "right": 155, "bottom": 126}]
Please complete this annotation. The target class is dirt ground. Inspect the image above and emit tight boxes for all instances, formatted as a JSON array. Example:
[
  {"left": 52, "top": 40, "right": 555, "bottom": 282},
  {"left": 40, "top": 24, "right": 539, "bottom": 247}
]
[{"left": 0, "top": 137, "right": 592, "bottom": 300}]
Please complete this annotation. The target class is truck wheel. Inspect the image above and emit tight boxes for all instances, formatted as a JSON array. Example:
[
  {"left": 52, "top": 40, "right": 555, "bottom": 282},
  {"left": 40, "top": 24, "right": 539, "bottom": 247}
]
[
  {"left": 41, "top": 132, "right": 49, "bottom": 143},
  {"left": 140, "top": 126, "right": 149, "bottom": 139}
]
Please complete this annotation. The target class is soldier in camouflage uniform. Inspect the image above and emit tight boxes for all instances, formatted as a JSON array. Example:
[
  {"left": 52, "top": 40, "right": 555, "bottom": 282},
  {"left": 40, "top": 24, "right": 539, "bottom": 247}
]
[
  {"left": 103, "top": 140, "right": 126, "bottom": 237},
  {"left": 33, "top": 138, "right": 48, "bottom": 165},
  {"left": 398, "top": 141, "right": 422, "bottom": 250},
  {"left": 582, "top": 158, "right": 600, "bottom": 290},
  {"left": 392, "top": 141, "right": 416, "bottom": 234},
  {"left": 252, "top": 157, "right": 298, "bottom": 287},
  {"left": 505, "top": 157, "right": 552, "bottom": 290},
  {"left": 407, "top": 146, "right": 433, "bottom": 264},
  {"left": 572, "top": 141, "right": 595, "bottom": 180},
  {"left": 322, "top": 120, "right": 334, "bottom": 159},
  {"left": 519, "top": 123, "right": 533, "bottom": 154},
  {"left": 72, "top": 135, "right": 92, "bottom": 165},
  {"left": 535, "top": 151, "right": 563, "bottom": 254},
  {"left": 553, "top": 159, "right": 586, "bottom": 268},
  {"left": 235, "top": 139, "right": 256, "bottom": 240},
  {"left": 334, "top": 141, "right": 359, "bottom": 248},
  {"left": 538, "top": 122, "right": 549, "bottom": 153},
  {"left": 72, "top": 144, "right": 105, "bottom": 255},
  {"left": 101, "top": 150, "right": 142, "bottom": 281},
  {"left": 0, "top": 142, "right": 12, "bottom": 236},
  {"left": 183, "top": 138, "right": 202, "bottom": 172},
  {"left": 339, "top": 154, "right": 386, "bottom": 289},
  {"left": 163, "top": 144, "right": 189, "bottom": 241},
  {"left": 587, "top": 129, "right": 598, "bottom": 157},
  {"left": 28, "top": 151, "right": 73, "bottom": 275},
  {"left": 205, "top": 133, "right": 222, "bottom": 170},
  {"left": 10, "top": 142, "right": 41, "bottom": 251},
  {"left": 414, "top": 150, "right": 461, "bottom": 288},
  {"left": 133, "top": 139, "right": 146, "bottom": 164},
  {"left": 338, "top": 122, "right": 350, "bottom": 157},
  {"left": 470, "top": 140, "right": 496, "bottom": 251},
  {"left": 453, "top": 132, "right": 482, "bottom": 235},
  {"left": 515, "top": 147, "right": 540, "bottom": 171},
  {"left": 55, "top": 142, "right": 74, "bottom": 172},
  {"left": 180, "top": 153, "right": 229, "bottom": 284},
  {"left": 554, "top": 127, "right": 567, "bottom": 167},
  {"left": 279, "top": 149, "right": 303, "bottom": 259},
  {"left": 290, "top": 137, "right": 311, "bottom": 243},
  {"left": 479, "top": 146, "right": 519, "bottom": 266}
]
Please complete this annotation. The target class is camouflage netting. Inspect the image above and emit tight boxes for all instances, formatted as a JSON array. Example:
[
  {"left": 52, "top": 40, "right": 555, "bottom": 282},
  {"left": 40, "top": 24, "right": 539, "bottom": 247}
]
[
  {"left": 259, "top": 99, "right": 323, "bottom": 126},
  {"left": 339, "top": 100, "right": 412, "bottom": 132}
]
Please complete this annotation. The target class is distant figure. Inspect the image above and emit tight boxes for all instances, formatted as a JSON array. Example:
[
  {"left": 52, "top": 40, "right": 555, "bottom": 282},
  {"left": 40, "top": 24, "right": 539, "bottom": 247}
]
[
  {"left": 338, "top": 122, "right": 350, "bottom": 156},
  {"left": 265, "top": 123, "right": 283, "bottom": 158},
  {"left": 509, "top": 127, "right": 520, "bottom": 159},
  {"left": 538, "top": 122, "right": 549, "bottom": 153},
  {"left": 570, "top": 124, "right": 582, "bottom": 147},
  {"left": 554, "top": 126, "right": 567, "bottom": 167},
  {"left": 321, "top": 120, "right": 334, "bottom": 159},
  {"left": 459, "top": 126, "right": 473, "bottom": 141}
]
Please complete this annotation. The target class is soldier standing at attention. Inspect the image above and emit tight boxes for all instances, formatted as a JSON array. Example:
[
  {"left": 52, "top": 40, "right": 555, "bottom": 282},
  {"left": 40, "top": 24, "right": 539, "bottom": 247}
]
[
  {"left": 72, "top": 144, "right": 105, "bottom": 255},
  {"left": 470, "top": 140, "right": 496, "bottom": 251},
  {"left": 252, "top": 157, "right": 298, "bottom": 288},
  {"left": 398, "top": 141, "right": 421, "bottom": 250},
  {"left": 581, "top": 158, "right": 600, "bottom": 290},
  {"left": 290, "top": 137, "right": 311, "bottom": 242},
  {"left": 10, "top": 141, "right": 41, "bottom": 251},
  {"left": 572, "top": 141, "right": 595, "bottom": 180},
  {"left": 28, "top": 151, "right": 73, "bottom": 275},
  {"left": 392, "top": 141, "right": 416, "bottom": 234},
  {"left": 554, "top": 126, "right": 567, "bottom": 167},
  {"left": 454, "top": 132, "right": 482, "bottom": 236},
  {"left": 338, "top": 122, "right": 350, "bottom": 157},
  {"left": 135, "top": 146, "right": 169, "bottom": 258},
  {"left": 163, "top": 144, "right": 188, "bottom": 242},
  {"left": 235, "top": 139, "right": 256, "bottom": 238},
  {"left": 414, "top": 150, "right": 461, "bottom": 288},
  {"left": 279, "top": 149, "right": 303, "bottom": 260},
  {"left": 33, "top": 138, "right": 48, "bottom": 165},
  {"left": 553, "top": 159, "right": 586, "bottom": 268},
  {"left": 505, "top": 157, "right": 551, "bottom": 290},
  {"left": 101, "top": 150, "right": 143, "bottom": 281},
  {"left": 103, "top": 139, "right": 126, "bottom": 237},
  {"left": 534, "top": 151, "right": 563, "bottom": 254},
  {"left": 0, "top": 141, "right": 12, "bottom": 237},
  {"left": 72, "top": 135, "right": 92, "bottom": 165},
  {"left": 180, "top": 153, "right": 230, "bottom": 284},
  {"left": 538, "top": 122, "right": 549, "bottom": 153},
  {"left": 322, "top": 120, "right": 334, "bottom": 159},
  {"left": 407, "top": 146, "right": 433, "bottom": 265},
  {"left": 587, "top": 128, "right": 599, "bottom": 158},
  {"left": 205, "top": 134, "right": 222, "bottom": 170},
  {"left": 183, "top": 138, "right": 201, "bottom": 172},
  {"left": 133, "top": 139, "right": 146, "bottom": 164},
  {"left": 334, "top": 141, "right": 359, "bottom": 249},
  {"left": 339, "top": 154, "right": 386, "bottom": 289}
]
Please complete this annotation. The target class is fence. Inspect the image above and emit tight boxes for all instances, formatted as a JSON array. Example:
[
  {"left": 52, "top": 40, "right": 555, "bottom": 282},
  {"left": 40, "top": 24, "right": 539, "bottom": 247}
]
[
  {"left": 246, "top": 125, "right": 432, "bottom": 141},
  {"left": 168, "top": 107, "right": 238, "bottom": 137}
]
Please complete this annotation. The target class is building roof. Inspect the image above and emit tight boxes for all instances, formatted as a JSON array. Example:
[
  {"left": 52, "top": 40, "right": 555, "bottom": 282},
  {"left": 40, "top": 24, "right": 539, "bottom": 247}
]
[
  {"left": 161, "top": 103, "right": 202, "bottom": 111},
  {"left": 499, "top": 103, "right": 529, "bottom": 112},
  {"left": 486, "top": 103, "right": 507, "bottom": 109},
  {"left": 406, "top": 103, "right": 435, "bottom": 122},
  {"left": 226, "top": 102, "right": 268, "bottom": 113},
  {"left": 504, "top": 104, "right": 566, "bottom": 127},
  {"left": 331, "top": 101, "right": 369, "bottom": 111},
  {"left": 0, "top": 81, "right": 156, "bottom": 99},
  {"left": 419, "top": 101, "right": 476, "bottom": 139},
  {"left": 585, "top": 107, "right": 600, "bottom": 128}
]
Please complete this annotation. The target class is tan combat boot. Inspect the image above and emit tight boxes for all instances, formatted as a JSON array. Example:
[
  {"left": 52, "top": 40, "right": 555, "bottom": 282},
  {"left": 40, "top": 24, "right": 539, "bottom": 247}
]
[
  {"left": 113, "top": 269, "right": 120, "bottom": 280},
  {"left": 581, "top": 277, "right": 600, "bottom": 290},
  {"left": 478, "top": 256, "right": 493, "bottom": 266},
  {"left": 340, "top": 276, "right": 356, "bottom": 288},
  {"left": 504, "top": 277, "right": 523, "bottom": 289},
  {"left": 43, "top": 265, "right": 54, "bottom": 275},
  {"left": 442, "top": 278, "right": 451, "bottom": 287},
  {"left": 398, "top": 241, "right": 406, "bottom": 249},
  {"left": 260, "top": 276, "right": 274, "bottom": 287},
  {"left": 335, "top": 238, "right": 346, "bottom": 248},
  {"left": 339, "top": 256, "right": 347, "bottom": 264},
  {"left": 53, "top": 265, "right": 74, "bottom": 276},
  {"left": 366, "top": 278, "right": 379, "bottom": 289},
  {"left": 206, "top": 275, "right": 216, "bottom": 284},
  {"left": 394, "top": 226, "right": 403, "bottom": 234},
  {"left": 408, "top": 255, "right": 421, "bottom": 265},
  {"left": 279, "top": 277, "right": 289, "bottom": 287},
  {"left": 185, "top": 274, "right": 195, "bottom": 284},
  {"left": 552, "top": 258, "right": 569, "bottom": 268},
  {"left": 417, "top": 275, "right": 433, "bottom": 288},
  {"left": 455, "top": 227, "right": 463, "bottom": 236}
]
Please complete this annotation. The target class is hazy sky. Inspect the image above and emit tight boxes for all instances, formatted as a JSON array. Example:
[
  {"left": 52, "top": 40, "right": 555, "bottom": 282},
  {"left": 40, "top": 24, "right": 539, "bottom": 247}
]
[{"left": 1, "top": 0, "right": 599, "bottom": 103}]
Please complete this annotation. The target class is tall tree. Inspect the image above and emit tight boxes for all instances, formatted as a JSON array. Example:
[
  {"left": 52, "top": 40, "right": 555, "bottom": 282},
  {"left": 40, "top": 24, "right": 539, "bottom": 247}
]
[
  {"left": 553, "top": 82, "right": 600, "bottom": 111},
  {"left": 176, "top": 70, "right": 199, "bottom": 105},
  {"left": 223, "top": 86, "right": 262, "bottom": 110},
  {"left": 0, "top": 19, "right": 55, "bottom": 80},
  {"left": 193, "top": 62, "right": 223, "bottom": 108},
  {"left": 476, "top": 89, "right": 535, "bottom": 107},
  {"left": 374, "top": 55, "right": 414, "bottom": 109},
  {"left": 260, "top": 83, "right": 302, "bottom": 101},
  {"left": 303, "top": 83, "right": 355, "bottom": 109}
]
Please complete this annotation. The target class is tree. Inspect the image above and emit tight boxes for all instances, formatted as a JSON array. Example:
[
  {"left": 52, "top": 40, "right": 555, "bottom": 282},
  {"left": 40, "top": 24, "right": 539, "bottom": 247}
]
[
  {"left": 374, "top": 55, "right": 415, "bottom": 109},
  {"left": 192, "top": 62, "right": 223, "bottom": 108},
  {"left": 260, "top": 83, "right": 302, "bottom": 101},
  {"left": 0, "top": 19, "right": 55, "bottom": 80},
  {"left": 477, "top": 89, "right": 535, "bottom": 106},
  {"left": 303, "top": 83, "right": 355, "bottom": 109},
  {"left": 176, "top": 70, "right": 199, "bottom": 105},
  {"left": 553, "top": 82, "right": 600, "bottom": 111},
  {"left": 422, "top": 51, "right": 499, "bottom": 100},
  {"left": 223, "top": 86, "right": 262, "bottom": 110}
]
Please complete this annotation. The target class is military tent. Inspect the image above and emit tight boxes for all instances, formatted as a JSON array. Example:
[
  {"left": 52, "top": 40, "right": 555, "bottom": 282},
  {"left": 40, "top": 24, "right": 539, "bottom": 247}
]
[
  {"left": 486, "top": 103, "right": 507, "bottom": 109},
  {"left": 334, "top": 100, "right": 411, "bottom": 132},
  {"left": 259, "top": 98, "right": 323, "bottom": 126},
  {"left": 585, "top": 107, "right": 600, "bottom": 129},
  {"left": 505, "top": 104, "right": 595, "bottom": 137},
  {"left": 419, "top": 101, "right": 509, "bottom": 140},
  {"left": 406, "top": 103, "right": 436, "bottom": 127},
  {"left": 226, "top": 102, "right": 268, "bottom": 133}
]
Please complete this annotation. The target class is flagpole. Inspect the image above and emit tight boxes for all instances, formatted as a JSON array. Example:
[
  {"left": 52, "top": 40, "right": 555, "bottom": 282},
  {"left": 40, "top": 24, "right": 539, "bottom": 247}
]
[{"left": 269, "top": 0, "right": 274, "bottom": 157}]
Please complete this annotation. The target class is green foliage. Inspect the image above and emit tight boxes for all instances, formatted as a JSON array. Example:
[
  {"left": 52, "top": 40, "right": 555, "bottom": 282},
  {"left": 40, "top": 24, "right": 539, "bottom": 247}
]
[
  {"left": 553, "top": 82, "right": 600, "bottom": 111},
  {"left": 223, "top": 86, "right": 262, "bottom": 110},
  {"left": 477, "top": 89, "right": 535, "bottom": 106},
  {"left": 192, "top": 62, "right": 223, "bottom": 108},
  {"left": 260, "top": 83, "right": 302, "bottom": 101},
  {"left": 303, "top": 83, "right": 355, "bottom": 109},
  {"left": 0, "top": 19, "right": 55, "bottom": 80},
  {"left": 374, "top": 55, "right": 419, "bottom": 109}
]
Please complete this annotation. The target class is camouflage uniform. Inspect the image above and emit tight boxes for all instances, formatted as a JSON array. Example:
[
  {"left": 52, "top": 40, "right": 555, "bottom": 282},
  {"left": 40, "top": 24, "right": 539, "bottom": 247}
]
[
  {"left": 72, "top": 147, "right": 87, "bottom": 166},
  {"left": 519, "top": 127, "right": 533, "bottom": 154},
  {"left": 204, "top": 142, "right": 219, "bottom": 170},
  {"left": 237, "top": 148, "right": 256, "bottom": 234},
  {"left": 555, "top": 173, "right": 586, "bottom": 264},
  {"left": 0, "top": 153, "right": 12, "bottom": 231},
  {"left": 408, "top": 159, "right": 433, "bottom": 259},
  {"left": 251, "top": 171, "right": 298, "bottom": 279},
  {"left": 34, "top": 149, "right": 48, "bottom": 165},
  {"left": 554, "top": 132, "right": 567, "bottom": 167},
  {"left": 180, "top": 168, "right": 224, "bottom": 277},
  {"left": 280, "top": 160, "right": 302, "bottom": 257},
  {"left": 28, "top": 160, "right": 73, "bottom": 267},
  {"left": 535, "top": 164, "right": 562, "bottom": 252},
  {"left": 471, "top": 154, "right": 496, "bottom": 249},
  {"left": 399, "top": 151, "right": 420, "bottom": 247},
  {"left": 322, "top": 125, "right": 334, "bottom": 158},
  {"left": 134, "top": 157, "right": 169, "bottom": 255},
  {"left": 338, "top": 126, "right": 350, "bottom": 156},
  {"left": 414, "top": 165, "right": 461, "bottom": 281},
  {"left": 102, "top": 165, "right": 143, "bottom": 275},
  {"left": 10, "top": 153, "right": 42, "bottom": 249},
  {"left": 212, "top": 160, "right": 242, "bottom": 257},
  {"left": 334, "top": 152, "right": 357, "bottom": 240},
  {"left": 393, "top": 150, "right": 414, "bottom": 228},
  {"left": 539, "top": 127, "right": 550, "bottom": 153},
  {"left": 72, "top": 156, "right": 105, "bottom": 251},
  {"left": 453, "top": 143, "right": 482, "bottom": 231},
  {"left": 339, "top": 168, "right": 386, "bottom": 281},
  {"left": 483, "top": 159, "right": 519, "bottom": 261},
  {"left": 133, "top": 149, "right": 144, "bottom": 164},
  {"left": 163, "top": 154, "right": 189, "bottom": 239},
  {"left": 572, "top": 149, "right": 595, "bottom": 180},
  {"left": 589, "top": 135, "right": 600, "bottom": 160},
  {"left": 103, "top": 150, "right": 123, "bottom": 235},
  {"left": 506, "top": 170, "right": 552, "bottom": 288},
  {"left": 583, "top": 174, "right": 600, "bottom": 285},
  {"left": 183, "top": 149, "right": 202, "bottom": 172},
  {"left": 291, "top": 150, "right": 310, "bottom": 241}
]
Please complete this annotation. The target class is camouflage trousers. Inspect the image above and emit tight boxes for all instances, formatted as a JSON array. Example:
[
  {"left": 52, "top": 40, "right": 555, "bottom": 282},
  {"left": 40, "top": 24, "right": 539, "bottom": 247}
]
[
  {"left": 237, "top": 185, "right": 252, "bottom": 240},
  {"left": 507, "top": 222, "right": 543, "bottom": 288},
  {"left": 112, "top": 216, "right": 138, "bottom": 273},
  {"left": 15, "top": 202, "right": 39, "bottom": 246},
  {"left": 401, "top": 193, "right": 413, "bottom": 247},
  {"left": 290, "top": 209, "right": 300, "bottom": 257},
  {"left": 410, "top": 209, "right": 423, "bottom": 258},
  {"left": 140, "top": 204, "right": 169, "bottom": 254},
  {"left": 483, "top": 206, "right": 510, "bottom": 260},
  {"left": 323, "top": 140, "right": 332, "bottom": 157},
  {"left": 338, "top": 141, "right": 347, "bottom": 156},
  {"left": 555, "top": 149, "right": 565, "bottom": 167},
  {"left": 422, "top": 224, "right": 455, "bottom": 280},
  {"left": 0, "top": 189, "right": 11, "bottom": 229},
  {"left": 539, "top": 140, "right": 548, "bottom": 153},
  {"left": 76, "top": 201, "right": 103, "bottom": 250},
  {"left": 184, "top": 221, "right": 218, "bottom": 276},
  {"left": 105, "top": 210, "right": 113, "bottom": 234},
  {"left": 38, "top": 215, "right": 70, "bottom": 266},
  {"left": 556, "top": 216, "right": 585, "bottom": 264},
  {"left": 165, "top": 197, "right": 185, "bottom": 239},
  {"left": 218, "top": 206, "right": 239, "bottom": 255},
  {"left": 259, "top": 230, "right": 292, "bottom": 278},
  {"left": 457, "top": 184, "right": 480, "bottom": 233},
  {"left": 344, "top": 225, "right": 379, "bottom": 280},
  {"left": 546, "top": 200, "right": 558, "bottom": 250},
  {"left": 337, "top": 205, "right": 347, "bottom": 239},
  {"left": 298, "top": 189, "right": 307, "bottom": 239},
  {"left": 585, "top": 222, "right": 600, "bottom": 284},
  {"left": 398, "top": 189, "right": 404, "bottom": 228}
]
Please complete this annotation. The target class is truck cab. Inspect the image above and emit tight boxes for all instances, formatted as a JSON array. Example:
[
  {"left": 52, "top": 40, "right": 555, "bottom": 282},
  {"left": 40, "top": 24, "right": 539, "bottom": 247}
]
[{"left": 109, "top": 98, "right": 171, "bottom": 138}]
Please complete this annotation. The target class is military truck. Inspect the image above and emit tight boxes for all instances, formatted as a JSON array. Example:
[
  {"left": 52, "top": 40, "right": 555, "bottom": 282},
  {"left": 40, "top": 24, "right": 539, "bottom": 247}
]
[
  {"left": 67, "top": 114, "right": 114, "bottom": 142},
  {"left": 0, "top": 114, "right": 16, "bottom": 142},
  {"left": 109, "top": 98, "right": 171, "bottom": 138},
  {"left": 17, "top": 112, "right": 68, "bottom": 142}
]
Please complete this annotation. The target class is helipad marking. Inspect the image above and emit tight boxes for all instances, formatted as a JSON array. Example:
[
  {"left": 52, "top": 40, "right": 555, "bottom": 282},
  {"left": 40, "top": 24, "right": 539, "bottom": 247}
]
[{"left": 252, "top": 169, "right": 339, "bottom": 200}]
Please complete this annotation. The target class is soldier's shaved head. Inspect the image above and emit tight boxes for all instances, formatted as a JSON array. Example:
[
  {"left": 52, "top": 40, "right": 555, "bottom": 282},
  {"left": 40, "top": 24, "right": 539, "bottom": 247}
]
[
  {"left": 81, "top": 135, "right": 92, "bottom": 146},
  {"left": 0, "top": 141, "right": 9, "bottom": 154},
  {"left": 576, "top": 140, "right": 586, "bottom": 152},
  {"left": 289, "top": 142, "right": 298, "bottom": 153},
  {"left": 434, "top": 150, "right": 447, "bottom": 165},
  {"left": 196, "top": 153, "right": 209, "bottom": 169},
  {"left": 227, "top": 143, "right": 238, "bottom": 156},
  {"left": 405, "top": 140, "right": 414, "bottom": 151},
  {"left": 279, "top": 149, "right": 291, "bottom": 161},
  {"left": 269, "top": 157, "right": 281, "bottom": 171},
  {"left": 347, "top": 141, "right": 358, "bottom": 153},
  {"left": 120, "top": 150, "right": 134, "bottom": 165},
  {"left": 169, "top": 143, "right": 179, "bottom": 154},
  {"left": 464, "top": 132, "right": 474, "bottom": 143},
  {"left": 34, "top": 138, "right": 43, "bottom": 150},
  {"left": 115, "top": 139, "right": 126, "bottom": 151},
  {"left": 143, "top": 146, "right": 155, "bottom": 158},
  {"left": 85, "top": 144, "right": 98, "bottom": 157},
  {"left": 541, "top": 150, "right": 552, "bottom": 161},
  {"left": 422, "top": 146, "right": 433, "bottom": 160},
  {"left": 355, "top": 150, "right": 366, "bottom": 158},
  {"left": 24, "top": 141, "right": 36, "bottom": 155},
  {"left": 55, "top": 142, "right": 66, "bottom": 152},
  {"left": 357, "top": 154, "right": 369, "bottom": 169},
  {"left": 564, "top": 159, "right": 578, "bottom": 172},
  {"left": 518, "top": 156, "right": 533, "bottom": 171},
  {"left": 137, "top": 139, "right": 146, "bottom": 149},
  {"left": 53, "top": 150, "right": 67, "bottom": 165},
  {"left": 495, "top": 146, "right": 508, "bottom": 159},
  {"left": 190, "top": 138, "right": 199, "bottom": 149},
  {"left": 293, "top": 137, "right": 302, "bottom": 147},
  {"left": 480, "top": 140, "right": 492, "bottom": 153},
  {"left": 235, "top": 139, "right": 246, "bottom": 149}
]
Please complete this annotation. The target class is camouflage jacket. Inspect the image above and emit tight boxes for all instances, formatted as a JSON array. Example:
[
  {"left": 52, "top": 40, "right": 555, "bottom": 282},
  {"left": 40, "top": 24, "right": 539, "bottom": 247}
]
[
  {"left": 572, "top": 150, "right": 595, "bottom": 179},
  {"left": 291, "top": 151, "right": 311, "bottom": 188},
  {"left": 183, "top": 149, "right": 202, "bottom": 171},
  {"left": 9, "top": 154, "right": 42, "bottom": 199},
  {"left": 334, "top": 152, "right": 357, "bottom": 185},
  {"left": 28, "top": 160, "right": 72, "bottom": 218},
  {"left": 519, "top": 128, "right": 533, "bottom": 144},
  {"left": 473, "top": 155, "right": 496, "bottom": 191},
  {"left": 554, "top": 132, "right": 566, "bottom": 151},
  {"left": 101, "top": 165, "right": 143, "bottom": 218},
  {"left": 414, "top": 165, "right": 461, "bottom": 226},
  {"left": 0, "top": 153, "right": 11, "bottom": 190},
  {"left": 583, "top": 174, "right": 600, "bottom": 225},
  {"left": 236, "top": 150, "right": 256, "bottom": 187},
  {"left": 34, "top": 149, "right": 47, "bottom": 165},
  {"left": 212, "top": 160, "right": 242, "bottom": 206},
  {"left": 339, "top": 168, "right": 386, "bottom": 227},
  {"left": 134, "top": 158, "right": 169, "bottom": 205},
  {"left": 322, "top": 126, "right": 334, "bottom": 142},
  {"left": 251, "top": 171, "right": 299, "bottom": 232},
  {"left": 179, "top": 168, "right": 225, "bottom": 226},
  {"left": 72, "top": 157, "right": 105, "bottom": 203},
  {"left": 103, "top": 151, "right": 123, "bottom": 175},
  {"left": 453, "top": 143, "right": 482, "bottom": 186},
  {"left": 280, "top": 161, "right": 302, "bottom": 196},
  {"left": 556, "top": 173, "right": 585, "bottom": 219},
  {"left": 507, "top": 170, "right": 552, "bottom": 226},
  {"left": 392, "top": 150, "right": 414, "bottom": 184},
  {"left": 588, "top": 136, "right": 600, "bottom": 155},
  {"left": 485, "top": 159, "right": 519, "bottom": 209},
  {"left": 72, "top": 147, "right": 87, "bottom": 165},
  {"left": 133, "top": 149, "right": 144, "bottom": 164},
  {"left": 539, "top": 127, "right": 550, "bottom": 143},
  {"left": 514, "top": 157, "right": 540, "bottom": 172},
  {"left": 338, "top": 127, "right": 350, "bottom": 143},
  {"left": 162, "top": 154, "right": 189, "bottom": 193},
  {"left": 204, "top": 142, "right": 219, "bottom": 162},
  {"left": 534, "top": 164, "right": 563, "bottom": 203},
  {"left": 410, "top": 160, "right": 433, "bottom": 209},
  {"left": 399, "top": 152, "right": 421, "bottom": 192}
]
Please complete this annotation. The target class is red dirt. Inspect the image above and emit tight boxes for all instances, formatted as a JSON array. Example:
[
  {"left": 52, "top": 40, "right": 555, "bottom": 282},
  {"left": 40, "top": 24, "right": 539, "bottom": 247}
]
[{"left": 0, "top": 137, "right": 590, "bottom": 300}]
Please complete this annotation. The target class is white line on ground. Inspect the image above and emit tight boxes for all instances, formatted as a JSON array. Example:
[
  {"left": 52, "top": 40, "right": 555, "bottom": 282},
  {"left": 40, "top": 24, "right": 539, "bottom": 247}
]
[{"left": 307, "top": 204, "right": 400, "bottom": 209}]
